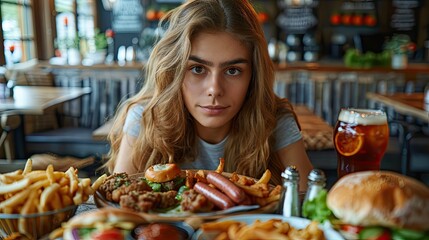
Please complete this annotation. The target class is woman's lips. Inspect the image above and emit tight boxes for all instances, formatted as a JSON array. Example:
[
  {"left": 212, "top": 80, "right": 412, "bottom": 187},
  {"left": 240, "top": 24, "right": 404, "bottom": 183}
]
[{"left": 200, "top": 105, "right": 228, "bottom": 115}]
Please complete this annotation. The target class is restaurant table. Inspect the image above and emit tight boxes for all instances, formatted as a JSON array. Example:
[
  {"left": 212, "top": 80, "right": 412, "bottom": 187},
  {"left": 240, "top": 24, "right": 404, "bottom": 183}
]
[
  {"left": 0, "top": 86, "right": 91, "bottom": 159},
  {"left": 75, "top": 195, "right": 98, "bottom": 215},
  {"left": 366, "top": 92, "right": 428, "bottom": 175},
  {"left": 366, "top": 92, "right": 428, "bottom": 123}
]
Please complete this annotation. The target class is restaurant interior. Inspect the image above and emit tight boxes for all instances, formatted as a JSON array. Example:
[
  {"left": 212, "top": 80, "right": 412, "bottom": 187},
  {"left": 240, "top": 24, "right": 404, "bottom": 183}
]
[
  {"left": 1, "top": 0, "right": 426, "bottom": 180},
  {"left": 0, "top": 0, "right": 429, "bottom": 239}
]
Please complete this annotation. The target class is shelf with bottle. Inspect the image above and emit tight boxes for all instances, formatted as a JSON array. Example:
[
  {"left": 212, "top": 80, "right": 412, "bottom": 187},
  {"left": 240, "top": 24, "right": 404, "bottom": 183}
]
[
  {"left": 329, "top": 0, "right": 378, "bottom": 28},
  {"left": 143, "top": 0, "right": 182, "bottom": 23}
]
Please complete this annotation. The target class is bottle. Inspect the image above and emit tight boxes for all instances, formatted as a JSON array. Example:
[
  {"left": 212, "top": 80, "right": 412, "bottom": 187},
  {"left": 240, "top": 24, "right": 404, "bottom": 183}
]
[
  {"left": 303, "top": 169, "right": 326, "bottom": 204},
  {"left": 6, "top": 79, "right": 15, "bottom": 98},
  {"left": 277, "top": 166, "right": 300, "bottom": 217}
]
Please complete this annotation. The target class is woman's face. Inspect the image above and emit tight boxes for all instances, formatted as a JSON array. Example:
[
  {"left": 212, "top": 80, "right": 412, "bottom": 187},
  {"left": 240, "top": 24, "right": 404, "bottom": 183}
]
[{"left": 182, "top": 31, "right": 252, "bottom": 143}]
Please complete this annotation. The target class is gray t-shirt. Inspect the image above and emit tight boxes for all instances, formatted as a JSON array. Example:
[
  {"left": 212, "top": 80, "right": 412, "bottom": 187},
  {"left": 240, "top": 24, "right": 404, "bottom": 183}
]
[{"left": 124, "top": 105, "right": 301, "bottom": 170}]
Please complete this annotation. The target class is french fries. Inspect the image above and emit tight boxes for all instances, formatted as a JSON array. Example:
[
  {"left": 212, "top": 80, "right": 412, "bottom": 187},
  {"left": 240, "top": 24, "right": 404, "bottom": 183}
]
[
  {"left": 215, "top": 158, "right": 225, "bottom": 173},
  {"left": 201, "top": 219, "right": 326, "bottom": 240},
  {"left": 235, "top": 183, "right": 270, "bottom": 198},
  {"left": 0, "top": 159, "right": 107, "bottom": 238},
  {"left": 193, "top": 161, "right": 282, "bottom": 208},
  {"left": 255, "top": 169, "right": 271, "bottom": 185},
  {"left": 224, "top": 169, "right": 280, "bottom": 206}
]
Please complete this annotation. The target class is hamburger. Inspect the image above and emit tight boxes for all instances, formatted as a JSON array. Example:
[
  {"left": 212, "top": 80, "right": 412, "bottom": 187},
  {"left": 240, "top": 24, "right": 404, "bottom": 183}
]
[
  {"left": 144, "top": 163, "right": 185, "bottom": 192},
  {"left": 327, "top": 171, "right": 429, "bottom": 240},
  {"left": 60, "top": 207, "right": 146, "bottom": 240}
]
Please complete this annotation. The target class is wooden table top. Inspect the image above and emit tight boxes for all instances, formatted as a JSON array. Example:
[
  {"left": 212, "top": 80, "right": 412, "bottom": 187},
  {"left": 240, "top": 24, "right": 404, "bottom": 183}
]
[
  {"left": 366, "top": 92, "right": 428, "bottom": 123},
  {"left": 0, "top": 86, "right": 91, "bottom": 115}
]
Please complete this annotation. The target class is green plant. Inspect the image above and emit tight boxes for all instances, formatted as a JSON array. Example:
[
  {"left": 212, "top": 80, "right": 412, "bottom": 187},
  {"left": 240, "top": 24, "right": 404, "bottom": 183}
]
[
  {"left": 344, "top": 48, "right": 391, "bottom": 68},
  {"left": 383, "top": 34, "right": 415, "bottom": 55},
  {"left": 94, "top": 28, "right": 107, "bottom": 51}
]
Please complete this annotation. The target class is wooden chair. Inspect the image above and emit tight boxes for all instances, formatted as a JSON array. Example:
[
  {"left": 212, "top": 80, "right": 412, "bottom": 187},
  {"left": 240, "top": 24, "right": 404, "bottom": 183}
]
[
  {"left": 0, "top": 112, "right": 21, "bottom": 161},
  {"left": 23, "top": 70, "right": 55, "bottom": 86}
]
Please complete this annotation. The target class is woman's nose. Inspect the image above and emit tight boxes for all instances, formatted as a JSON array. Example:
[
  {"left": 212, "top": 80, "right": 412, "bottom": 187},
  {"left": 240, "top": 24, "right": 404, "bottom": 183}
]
[{"left": 207, "top": 72, "right": 224, "bottom": 97}]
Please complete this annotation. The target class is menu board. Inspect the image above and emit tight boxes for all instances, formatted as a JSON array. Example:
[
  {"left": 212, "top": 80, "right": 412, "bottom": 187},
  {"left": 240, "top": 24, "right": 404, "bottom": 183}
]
[
  {"left": 112, "top": 0, "right": 143, "bottom": 33},
  {"left": 390, "top": 0, "right": 420, "bottom": 39},
  {"left": 276, "top": 0, "right": 319, "bottom": 34}
]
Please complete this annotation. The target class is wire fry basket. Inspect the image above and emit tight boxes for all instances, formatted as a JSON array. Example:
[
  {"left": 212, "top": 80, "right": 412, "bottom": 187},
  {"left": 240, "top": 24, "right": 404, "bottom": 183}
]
[{"left": 0, "top": 205, "right": 77, "bottom": 239}]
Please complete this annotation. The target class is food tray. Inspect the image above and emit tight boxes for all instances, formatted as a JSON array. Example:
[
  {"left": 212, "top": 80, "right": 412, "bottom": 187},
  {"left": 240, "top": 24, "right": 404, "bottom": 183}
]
[{"left": 94, "top": 171, "right": 279, "bottom": 222}]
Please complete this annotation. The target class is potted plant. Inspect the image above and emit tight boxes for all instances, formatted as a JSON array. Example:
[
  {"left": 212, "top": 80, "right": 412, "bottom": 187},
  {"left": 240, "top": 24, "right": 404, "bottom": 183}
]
[
  {"left": 383, "top": 34, "right": 416, "bottom": 69},
  {"left": 85, "top": 29, "right": 108, "bottom": 65},
  {"left": 94, "top": 29, "right": 108, "bottom": 51}
]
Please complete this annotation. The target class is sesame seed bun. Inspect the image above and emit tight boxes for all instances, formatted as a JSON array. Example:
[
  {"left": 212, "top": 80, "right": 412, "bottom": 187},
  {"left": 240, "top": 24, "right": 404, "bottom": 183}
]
[{"left": 327, "top": 171, "right": 429, "bottom": 231}]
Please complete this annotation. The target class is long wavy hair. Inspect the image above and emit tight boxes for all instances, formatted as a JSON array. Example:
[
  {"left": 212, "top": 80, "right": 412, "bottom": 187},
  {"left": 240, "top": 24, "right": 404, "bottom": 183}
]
[{"left": 105, "top": 0, "right": 296, "bottom": 184}]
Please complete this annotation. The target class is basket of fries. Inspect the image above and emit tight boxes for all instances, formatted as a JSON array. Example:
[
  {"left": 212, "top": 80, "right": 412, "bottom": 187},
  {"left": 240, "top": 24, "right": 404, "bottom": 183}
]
[
  {"left": 0, "top": 159, "right": 107, "bottom": 239},
  {"left": 0, "top": 205, "right": 77, "bottom": 239}
]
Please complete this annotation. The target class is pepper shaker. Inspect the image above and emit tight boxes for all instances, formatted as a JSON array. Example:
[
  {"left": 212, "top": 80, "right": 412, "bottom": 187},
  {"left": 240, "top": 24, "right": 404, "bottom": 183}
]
[
  {"left": 303, "top": 169, "right": 326, "bottom": 204},
  {"left": 277, "top": 166, "right": 300, "bottom": 217}
]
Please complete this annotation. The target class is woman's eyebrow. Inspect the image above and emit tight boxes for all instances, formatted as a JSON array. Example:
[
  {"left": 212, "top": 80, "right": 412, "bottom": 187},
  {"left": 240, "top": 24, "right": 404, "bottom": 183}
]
[
  {"left": 189, "top": 55, "right": 249, "bottom": 68},
  {"left": 189, "top": 55, "right": 212, "bottom": 66}
]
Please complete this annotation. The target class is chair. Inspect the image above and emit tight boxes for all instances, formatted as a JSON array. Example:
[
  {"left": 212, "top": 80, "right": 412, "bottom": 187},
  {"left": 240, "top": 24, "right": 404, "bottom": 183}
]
[
  {"left": 13, "top": 68, "right": 107, "bottom": 174},
  {"left": 24, "top": 126, "right": 109, "bottom": 176},
  {"left": 393, "top": 121, "right": 429, "bottom": 177},
  {"left": 0, "top": 112, "right": 21, "bottom": 161}
]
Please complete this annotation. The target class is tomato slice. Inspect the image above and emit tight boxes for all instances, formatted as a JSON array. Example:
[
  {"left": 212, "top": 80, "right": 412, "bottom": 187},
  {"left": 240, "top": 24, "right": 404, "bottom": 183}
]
[
  {"left": 341, "top": 224, "right": 364, "bottom": 234},
  {"left": 91, "top": 229, "right": 124, "bottom": 240},
  {"left": 374, "top": 231, "right": 392, "bottom": 240}
]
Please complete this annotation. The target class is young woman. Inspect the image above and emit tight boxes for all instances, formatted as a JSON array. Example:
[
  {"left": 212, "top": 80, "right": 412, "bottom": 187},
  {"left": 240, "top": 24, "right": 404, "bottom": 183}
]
[{"left": 105, "top": 0, "right": 313, "bottom": 187}]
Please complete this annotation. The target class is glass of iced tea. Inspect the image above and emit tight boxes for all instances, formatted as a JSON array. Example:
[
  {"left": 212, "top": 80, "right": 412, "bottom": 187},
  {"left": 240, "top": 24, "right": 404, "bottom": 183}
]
[{"left": 334, "top": 108, "right": 389, "bottom": 178}]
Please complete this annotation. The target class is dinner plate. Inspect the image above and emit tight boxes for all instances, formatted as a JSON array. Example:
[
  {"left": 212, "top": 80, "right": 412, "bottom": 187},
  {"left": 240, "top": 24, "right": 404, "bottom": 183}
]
[
  {"left": 94, "top": 171, "right": 279, "bottom": 222},
  {"left": 191, "top": 214, "right": 345, "bottom": 240}
]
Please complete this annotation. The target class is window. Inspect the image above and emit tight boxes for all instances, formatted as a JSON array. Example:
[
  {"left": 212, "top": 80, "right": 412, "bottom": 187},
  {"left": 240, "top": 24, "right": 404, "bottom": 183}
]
[
  {"left": 0, "top": 0, "right": 98, "bottom": 65},
  {"left": 54, "top": 0, "right": 95, "bottom": 63},
  {"left": 0, "top": 0, "right": 35, "bottom": 66}
]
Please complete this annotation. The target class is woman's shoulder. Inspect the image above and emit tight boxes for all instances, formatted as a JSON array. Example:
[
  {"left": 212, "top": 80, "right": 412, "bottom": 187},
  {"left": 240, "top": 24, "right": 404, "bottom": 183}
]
[
  {"left": 123, "top": 104, "right": 145, "bottom": 135},
  {"left": 276, "top": 112, "right": 297, "bottom": 126},
  {"left": 129, "top": 103, "right": 145, "bottom": 115}
]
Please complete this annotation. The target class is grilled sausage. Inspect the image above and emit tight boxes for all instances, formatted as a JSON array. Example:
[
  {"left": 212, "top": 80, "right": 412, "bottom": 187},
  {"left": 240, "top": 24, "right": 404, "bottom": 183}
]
[
  {"left": 207, "top": 172, "right": 246, "bottom": 204},
  {"left": 193, "top": 182, "right": 235, "bottom": 210}
]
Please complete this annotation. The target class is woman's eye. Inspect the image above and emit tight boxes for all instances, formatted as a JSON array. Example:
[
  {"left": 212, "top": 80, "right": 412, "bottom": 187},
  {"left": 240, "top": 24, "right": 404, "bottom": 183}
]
[
  {"left": 226, "top": 68, "right": 241, "bottom": 76},
  {"left": 191, "top": 66, "right": 205, "bottom": 74}
]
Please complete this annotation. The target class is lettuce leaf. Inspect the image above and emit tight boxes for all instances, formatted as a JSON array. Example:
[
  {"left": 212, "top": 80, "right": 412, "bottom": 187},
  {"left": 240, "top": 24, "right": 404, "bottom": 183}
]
[
  {"left": 146, "top": 180, "right": 162, "bottom": 192},
  {"left": 302, "top": 189, "right": 335, "bottom": 223}
]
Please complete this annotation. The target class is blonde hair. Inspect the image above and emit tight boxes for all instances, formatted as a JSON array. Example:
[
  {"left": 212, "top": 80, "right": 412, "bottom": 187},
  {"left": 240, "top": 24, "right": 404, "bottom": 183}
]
[{"left": 105, "top": 0, "right": 296, "bottom": 185}]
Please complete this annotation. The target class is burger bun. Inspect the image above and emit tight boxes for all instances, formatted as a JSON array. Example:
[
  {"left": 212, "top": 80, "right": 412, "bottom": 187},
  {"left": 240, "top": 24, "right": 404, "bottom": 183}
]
[
  {"left": 327, "top": 171, "right": 429, "bottom": 231},
  {"left": 144, "top": 163, "right": 181, "bottom": 183},
  {"left": 63, "top": 207, "right": 146, "bottom": 239}
]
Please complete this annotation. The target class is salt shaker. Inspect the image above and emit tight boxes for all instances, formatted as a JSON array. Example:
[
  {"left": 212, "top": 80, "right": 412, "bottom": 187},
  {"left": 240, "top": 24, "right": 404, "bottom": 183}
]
[
  {"left": 277, "top": 166, "right": 300, "bottom": 217},
  {"left": 303, "top": 169, "right": 326, "bottom": 204}
]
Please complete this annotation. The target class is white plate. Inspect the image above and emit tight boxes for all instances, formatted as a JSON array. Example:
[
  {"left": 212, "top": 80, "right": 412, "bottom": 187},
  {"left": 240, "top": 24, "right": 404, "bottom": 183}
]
[{"left": 192, "top": 214, "right": 344, "bottom": 240}]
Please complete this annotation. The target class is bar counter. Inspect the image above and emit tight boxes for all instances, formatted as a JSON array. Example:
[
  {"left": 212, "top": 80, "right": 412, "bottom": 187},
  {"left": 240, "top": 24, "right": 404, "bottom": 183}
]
[{"left": 275, "top": 61, "right": 429, "bottom": 75}]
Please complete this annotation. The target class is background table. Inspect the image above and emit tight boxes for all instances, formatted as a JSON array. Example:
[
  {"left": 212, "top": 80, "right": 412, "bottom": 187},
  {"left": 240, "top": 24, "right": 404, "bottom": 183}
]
[
  {"left": 0, "top": 86, "right": 91, "bottom": 114},
  {"left": 366, "top": 92, "right": 428, "bottom": 123},
  {"left": 367, "top": 92, "right": 428, "bottom": 175},
  {"left": 0, "top": 86, "right": 91, "bottom": 159}
]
